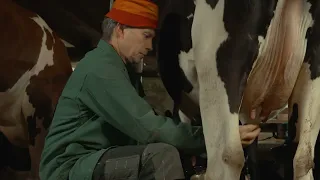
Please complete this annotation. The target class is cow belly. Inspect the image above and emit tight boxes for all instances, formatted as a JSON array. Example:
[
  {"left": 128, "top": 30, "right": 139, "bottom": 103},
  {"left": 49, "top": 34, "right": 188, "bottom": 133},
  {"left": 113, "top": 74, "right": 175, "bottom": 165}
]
[
  {"left": 241, "top": 0, "right": 314, "bottom": 118},
  {"left": 0, "top": 71, "right": 35, "bottom": 147}
]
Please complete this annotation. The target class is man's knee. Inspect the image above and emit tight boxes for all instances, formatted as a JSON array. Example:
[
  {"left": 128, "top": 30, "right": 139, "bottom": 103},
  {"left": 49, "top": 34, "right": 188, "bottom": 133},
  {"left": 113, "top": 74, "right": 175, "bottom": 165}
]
[
  {"left": 143, "top": 143, "right": 181, "bottom": 160},
  {"left": 140, "top": 143, "right": 185, "bottom": 179},
  {"left": 144, "top": 143, "right": 180, "bottom": 155},
  {"left": 92, "top": 152, "right": 141, "bottom": 180}
]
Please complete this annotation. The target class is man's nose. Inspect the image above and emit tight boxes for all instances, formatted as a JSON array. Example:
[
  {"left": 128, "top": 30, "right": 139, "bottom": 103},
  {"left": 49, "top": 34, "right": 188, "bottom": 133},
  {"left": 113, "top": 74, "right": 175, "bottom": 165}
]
[
  {"left": 146, "top": 40, "right": 153, "bottom": 51},
  {"left": 146, "top": 47, "right": 152, "bottom": 52}
]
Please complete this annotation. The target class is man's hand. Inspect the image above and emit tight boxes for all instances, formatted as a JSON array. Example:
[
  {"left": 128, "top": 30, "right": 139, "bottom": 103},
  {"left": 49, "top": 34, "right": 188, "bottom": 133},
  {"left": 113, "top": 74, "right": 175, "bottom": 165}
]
[
  {"left": 240, "top": 109, "right": 261, "bottom": 146},
  {"left": 239, "top": 124, "right": 261, "bottom": 146}
]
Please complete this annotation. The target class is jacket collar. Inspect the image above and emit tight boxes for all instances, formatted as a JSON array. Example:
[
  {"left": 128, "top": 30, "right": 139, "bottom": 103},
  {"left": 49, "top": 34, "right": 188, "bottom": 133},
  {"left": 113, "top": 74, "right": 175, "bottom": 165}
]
[{"left": 97, "top": 39, "right": 130, "bottom": 80}]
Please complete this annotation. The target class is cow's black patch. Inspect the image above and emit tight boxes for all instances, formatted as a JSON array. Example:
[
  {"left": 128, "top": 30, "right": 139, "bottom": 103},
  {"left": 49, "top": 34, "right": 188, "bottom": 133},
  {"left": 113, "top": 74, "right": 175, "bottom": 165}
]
[
  {"left": 308, "top": 0, "right": 319, "bottom": 20},
  {"left": 158, "top": 11, "right": 194, "bottom": 105},
  {"left": 157, "top": 0, "right": 195, "bottom": 30},
  {"left": 205, "top": 0, "right": 219, "bottom": 9},
  {"left": 215, "top": 0, "right": 277, "bottom": 113},
  {"left": 257, "top": 0, "right": 278, "bottom": 38},
  {"left": 158, "top": 13, "right": 186, "bottom": 105},
  {"left": 305, "top": 1, "right": 320, "bottom": 80},
  {"left": 287, "top": 103, "right": 298, "bottom": 142},
  {"left": 157, "top": 0, "right": 197, "bottom": 120},
  {"left": 26, "top": 71, "right": 55, "bottom": 146}
]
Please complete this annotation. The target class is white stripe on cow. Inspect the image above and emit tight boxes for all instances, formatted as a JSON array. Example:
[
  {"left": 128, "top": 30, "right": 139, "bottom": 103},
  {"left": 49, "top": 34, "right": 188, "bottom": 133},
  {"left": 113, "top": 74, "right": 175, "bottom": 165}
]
[
  {"left": 60, "top": 39, "right": 75, "bottom": 48},
  {"left": 0, "top": 15, "right": 55, "bottom": 147},
  {"left": 30, "top": 16, "right": 55, "bottom": 74},
  {"left": 23, "top": 15, "right": 55, "bottom": 119},
  {"left": 192, "top": 0, "right": 244, "bottom": 179},
  {"left": 178, "top": 48, "right": 199, "bottom": 124}
]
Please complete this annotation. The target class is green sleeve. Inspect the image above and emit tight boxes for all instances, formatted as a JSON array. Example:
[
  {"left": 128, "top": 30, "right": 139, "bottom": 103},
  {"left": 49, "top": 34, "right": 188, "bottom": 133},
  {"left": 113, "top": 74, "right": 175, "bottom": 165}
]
[{"left": 79, "top": 70, "right": 205, "bottom": 153}]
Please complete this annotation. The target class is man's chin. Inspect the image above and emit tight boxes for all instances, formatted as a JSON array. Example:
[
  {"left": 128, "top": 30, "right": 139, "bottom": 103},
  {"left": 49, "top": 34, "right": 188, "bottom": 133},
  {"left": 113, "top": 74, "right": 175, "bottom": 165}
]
[
  {"left": 125, "top": 58, "right": 138, "bottom": 64},
  {"left": 132, "top": 58, "right": 144, "bottom": 64}
]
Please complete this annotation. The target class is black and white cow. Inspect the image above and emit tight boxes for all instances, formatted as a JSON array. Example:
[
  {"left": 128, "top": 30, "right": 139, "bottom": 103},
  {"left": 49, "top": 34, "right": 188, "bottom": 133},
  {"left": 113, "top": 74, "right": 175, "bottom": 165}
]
[{"left": 158, "top": 0, "right": 320, "bottom": 179}]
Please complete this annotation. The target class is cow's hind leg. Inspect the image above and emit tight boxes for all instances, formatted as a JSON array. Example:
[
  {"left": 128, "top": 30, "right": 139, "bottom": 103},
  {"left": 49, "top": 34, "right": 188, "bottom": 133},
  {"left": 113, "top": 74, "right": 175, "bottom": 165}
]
[
  {"left": 289, "top": 2, "right": 320, "bottom": 178},
  {"left": 289, "top": 62, "right": 320, "bottom": 180}
]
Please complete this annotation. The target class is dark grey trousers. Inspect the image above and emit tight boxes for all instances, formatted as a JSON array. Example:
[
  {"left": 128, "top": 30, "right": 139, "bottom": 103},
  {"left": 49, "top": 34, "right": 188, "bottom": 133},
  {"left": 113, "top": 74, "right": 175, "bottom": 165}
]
[{"left": 92, "top": 143, "right": 185, "bottom": 180}]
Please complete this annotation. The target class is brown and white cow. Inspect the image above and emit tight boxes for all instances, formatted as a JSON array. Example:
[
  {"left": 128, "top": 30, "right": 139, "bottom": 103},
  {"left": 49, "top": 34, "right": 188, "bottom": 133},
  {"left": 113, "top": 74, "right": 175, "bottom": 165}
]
[
  {"left": 158, "top": 0, "right": 320, "bottom": 179},
  {"left": 0, "top": 0, "right": 73, "bottom": 179}
]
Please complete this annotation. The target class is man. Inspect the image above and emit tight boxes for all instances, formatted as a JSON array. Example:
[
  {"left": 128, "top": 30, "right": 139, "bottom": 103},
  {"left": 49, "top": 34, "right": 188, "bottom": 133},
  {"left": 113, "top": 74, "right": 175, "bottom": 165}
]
[{"left": 39, "top": 0, "right": 261, "bottom": 180}]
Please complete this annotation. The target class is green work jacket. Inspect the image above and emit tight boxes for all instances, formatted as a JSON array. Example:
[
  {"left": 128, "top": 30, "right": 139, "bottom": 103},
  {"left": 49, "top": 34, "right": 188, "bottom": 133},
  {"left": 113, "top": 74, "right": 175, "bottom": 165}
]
[{"left": 39, "top": 40, "right": 205, "bottom": 180}]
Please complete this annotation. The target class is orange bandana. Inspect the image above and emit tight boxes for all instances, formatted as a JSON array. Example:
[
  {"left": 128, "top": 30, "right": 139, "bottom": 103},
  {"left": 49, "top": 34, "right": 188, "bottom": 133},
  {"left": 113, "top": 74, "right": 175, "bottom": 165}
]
[{"left": 105, "top": 0, "right": 158, "bottom": 29}]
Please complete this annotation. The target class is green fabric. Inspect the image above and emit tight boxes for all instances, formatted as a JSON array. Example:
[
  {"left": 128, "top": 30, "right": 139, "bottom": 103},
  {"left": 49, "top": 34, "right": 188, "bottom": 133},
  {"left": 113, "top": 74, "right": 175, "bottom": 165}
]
[{"left": 39, "top": 40, "right": 206, "bottom": 180}]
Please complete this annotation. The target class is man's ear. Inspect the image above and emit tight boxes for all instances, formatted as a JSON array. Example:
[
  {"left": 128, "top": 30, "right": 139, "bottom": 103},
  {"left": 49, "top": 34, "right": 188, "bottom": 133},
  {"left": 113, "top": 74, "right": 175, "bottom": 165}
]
[{"left": 115, "top": 24, "right": 125, "bottom": 39}]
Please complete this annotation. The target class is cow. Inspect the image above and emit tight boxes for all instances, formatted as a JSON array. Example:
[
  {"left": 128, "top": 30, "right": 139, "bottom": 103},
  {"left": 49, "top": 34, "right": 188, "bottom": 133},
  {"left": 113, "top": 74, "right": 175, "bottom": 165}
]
[
  {"left": 158, "top": 0, "right": 320, "bottom": 180},
  {"left": 0, "top": 0, "right": 73, "bottom": 179}
]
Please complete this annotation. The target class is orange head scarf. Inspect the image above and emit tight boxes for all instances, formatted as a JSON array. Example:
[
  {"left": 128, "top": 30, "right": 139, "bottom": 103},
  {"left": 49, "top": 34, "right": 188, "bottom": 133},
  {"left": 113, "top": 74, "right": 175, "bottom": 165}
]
[{"left": 105, "top": 0, "right": 158, "bottom": 29}]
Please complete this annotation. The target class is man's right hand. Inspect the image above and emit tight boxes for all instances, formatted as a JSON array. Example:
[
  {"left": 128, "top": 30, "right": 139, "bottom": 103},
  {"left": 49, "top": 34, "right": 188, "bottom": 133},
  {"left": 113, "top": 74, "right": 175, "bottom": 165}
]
[{"left": 239, "top": 124, "right": 261, "bottom": 146}]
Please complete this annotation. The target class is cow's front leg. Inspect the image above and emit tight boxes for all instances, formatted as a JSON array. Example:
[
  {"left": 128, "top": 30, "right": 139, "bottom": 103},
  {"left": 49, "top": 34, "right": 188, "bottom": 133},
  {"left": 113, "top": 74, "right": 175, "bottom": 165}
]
[
  {"left": 193, "top": 5, "right": 245, "bottom": 179},
  {"left": 192, "top": 0, "right": 261, "bottom": 179},
  {"left": 195, "top": 53, "right": 247, "bottom": 179},
  {"left": 197, "top": 84, "right": 244, "bottom": 180},
  {"left": 290, "top": 63, "right": 320, "bottom": 180}
]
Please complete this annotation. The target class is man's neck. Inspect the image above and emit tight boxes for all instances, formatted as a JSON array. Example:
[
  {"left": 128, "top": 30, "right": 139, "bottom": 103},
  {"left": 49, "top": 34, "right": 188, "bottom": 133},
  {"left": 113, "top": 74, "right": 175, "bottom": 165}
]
[{"left": 106, "top": 38, "right": 127, "bottom": 64}]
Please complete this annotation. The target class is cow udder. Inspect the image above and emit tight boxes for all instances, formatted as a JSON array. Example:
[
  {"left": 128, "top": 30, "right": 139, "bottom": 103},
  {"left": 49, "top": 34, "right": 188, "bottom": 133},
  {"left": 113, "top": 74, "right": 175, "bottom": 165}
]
[{"left": 241, "top": 0, "right": 313, "bottom": 120}]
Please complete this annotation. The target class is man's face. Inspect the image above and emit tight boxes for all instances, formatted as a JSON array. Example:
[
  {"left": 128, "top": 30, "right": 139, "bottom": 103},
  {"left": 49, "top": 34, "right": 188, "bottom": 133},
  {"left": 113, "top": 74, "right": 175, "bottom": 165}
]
[{"left": 118, "top": 27, "right": 155, "bottom": 64}]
